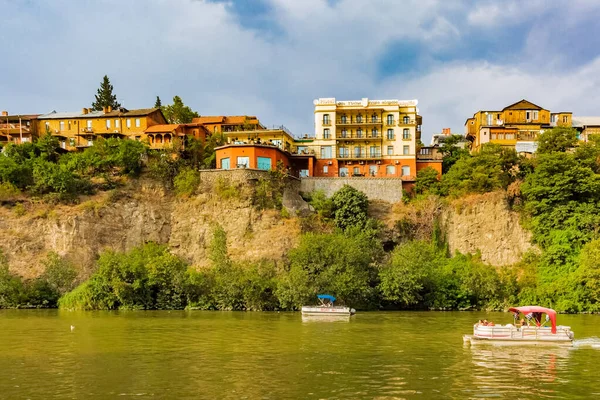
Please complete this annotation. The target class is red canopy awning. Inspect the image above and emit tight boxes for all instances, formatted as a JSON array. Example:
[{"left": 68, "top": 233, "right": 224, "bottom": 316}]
[{"left": 508, "top": 306, "right": 557, "bottom": 334}]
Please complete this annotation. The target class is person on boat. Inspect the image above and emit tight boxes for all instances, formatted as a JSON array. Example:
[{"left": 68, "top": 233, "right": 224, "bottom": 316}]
[
  {"left": 482, "top": 319, "right": 489, "bottom": 326},
  {"left": 477, "top": 319, "right": 484, "bottom": 326},
  {"left": 488, "top": 321, "right": 495, "bottom": 326}
]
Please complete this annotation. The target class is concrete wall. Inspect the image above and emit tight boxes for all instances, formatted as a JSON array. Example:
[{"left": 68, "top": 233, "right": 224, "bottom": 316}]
[{"left": 300, "top": 177, "right": 403, "bottom": 203}]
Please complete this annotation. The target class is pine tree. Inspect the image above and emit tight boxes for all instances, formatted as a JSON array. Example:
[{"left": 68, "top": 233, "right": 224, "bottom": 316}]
[
  {"left": 162, "top": 96, "right": 199, "bottom": 124},
  {"left": 91, "top": 75, "right": 121, "bottom": 111},
  {"left": 154, "top": 96, "right": 162, "bottom": 108}
]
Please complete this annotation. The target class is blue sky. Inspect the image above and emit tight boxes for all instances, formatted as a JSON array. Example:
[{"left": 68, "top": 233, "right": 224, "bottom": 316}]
[{"left": 2, "top": 0, "right": 600, "bottom": 143}]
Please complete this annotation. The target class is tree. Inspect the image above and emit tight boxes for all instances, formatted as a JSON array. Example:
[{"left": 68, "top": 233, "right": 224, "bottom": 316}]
[
  {"left": 331, "top": 185, "right": 369, "bottom": 230},
  {"left": 537, "top": 127, "right": 578, "bottom": 154},
  {"left": 439, "top": 135, "right": 470, "bottom": 173},
  {"left": 162, "top": 96, "right": 199, "bottom": 124},
  {"left": 91, "top": 75, "right": 121, "bottom": 111},
  {"left": 415, "top": 167, "right": 440, "bottom": 195},
  {"left": 154, "top": 96, "right": 162, "bottom": 108}
]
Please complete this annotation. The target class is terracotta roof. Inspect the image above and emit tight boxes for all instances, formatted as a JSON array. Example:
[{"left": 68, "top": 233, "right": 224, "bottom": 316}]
[
  {"left": 224, "top": 116, "right": 258, "bottom": 124},
  {"left": 145, "top": 124, "right": 183, "bottom": 133},
  {"left": 193, "top": 116, "right": 225, "bottom": 124}
]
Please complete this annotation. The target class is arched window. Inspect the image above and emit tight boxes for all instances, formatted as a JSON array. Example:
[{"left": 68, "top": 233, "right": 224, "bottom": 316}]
[
  {"left": 340, "top": 115, "right": 347, "bottom": 124},
  {"left": 387, "top": 114, "right": 394, "bottom": 125},
  {"left": 403, "top": 116, "right": 409, "bottom": 124},
  {"left": 371, "top": 129, "right": 378, "bottom": 138},
  {"left": 356, "top": 114, "right": 363, "bottom": 123},
  {"left": 372, "top": 114, "right": 378, "bottom": 123},
  {"left": 323, "top": 114, "right": 330, "bottom": 124}
]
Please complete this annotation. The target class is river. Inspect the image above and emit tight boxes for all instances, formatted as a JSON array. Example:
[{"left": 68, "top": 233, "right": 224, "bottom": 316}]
[{"left": 1, "top": 310, "right": 599, "bottom": 399}]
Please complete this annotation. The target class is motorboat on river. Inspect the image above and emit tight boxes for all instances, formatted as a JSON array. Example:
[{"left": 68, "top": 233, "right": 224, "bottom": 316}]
[
  {"left": 301, "top": 294, "right": 355, "bottom": 316},
  {"left": 463, "top": 306, "right": 574, "bottom": 347}
]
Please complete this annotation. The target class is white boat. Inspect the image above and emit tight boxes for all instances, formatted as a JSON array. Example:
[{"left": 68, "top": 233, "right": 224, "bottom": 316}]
[
  {"left": 301, "top": 294, "right": 356, "bottom": 316},
  {"left": 463, "top": 306, "right": 574, "bottom": 347}
]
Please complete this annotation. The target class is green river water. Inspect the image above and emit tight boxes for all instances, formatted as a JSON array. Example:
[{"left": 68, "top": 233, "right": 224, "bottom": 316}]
[{"left": 1, "top": 310, "right": 599, "bottom": 399}]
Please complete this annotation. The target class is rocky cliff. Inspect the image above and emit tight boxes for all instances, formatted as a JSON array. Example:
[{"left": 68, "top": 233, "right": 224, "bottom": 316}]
[
  {"left": 1, "top": 178, "right": 533, "bottom": 278},
  {"left": 0, "top": 175, "right": 301, "bottom": 279},
  {"left": 440, "top": 192, "right": 534, "bottom": 266}
]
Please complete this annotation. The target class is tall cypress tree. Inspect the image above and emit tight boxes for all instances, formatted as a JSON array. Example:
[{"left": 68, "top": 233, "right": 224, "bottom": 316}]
[
  {"left": 91, "top": 75, "right": 121, "bottom": 111},
  {"left": 154, "top": 96, "right": 162, "bottom": 108}
]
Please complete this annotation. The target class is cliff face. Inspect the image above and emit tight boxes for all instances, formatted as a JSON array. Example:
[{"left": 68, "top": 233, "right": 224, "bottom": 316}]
[
  {"left": 1, "top": 179, "right": 532, "bottom": 278},
  {"left": 441, "top": 192, "right": 534, "bottom": 266},
  {"left": 0, "top": 178, "right": 300, "bottom": 279}
]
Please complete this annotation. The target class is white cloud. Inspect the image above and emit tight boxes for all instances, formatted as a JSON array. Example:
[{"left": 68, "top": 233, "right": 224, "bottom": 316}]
[{"left": 1, "top": 0, "right": 600, "bottom": 144}]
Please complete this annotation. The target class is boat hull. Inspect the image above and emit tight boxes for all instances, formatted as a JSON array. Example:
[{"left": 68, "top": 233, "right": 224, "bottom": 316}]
[
  {"left": 464, "top": 324, "right": 574, "bottom": 347},
  {"left": 301, "top": 306, "right": 355, "bottom": 316}
]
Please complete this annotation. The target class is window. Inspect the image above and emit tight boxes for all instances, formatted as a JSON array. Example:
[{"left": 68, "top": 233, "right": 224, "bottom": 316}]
[
  {"left": 497, "top": 114, "right": 501, "bottom": 119},
  {"left": 506, "top": 133, "right": 515, "bottom": 140},
  {"left": 371, "top": 129, "right": 378, "bottom": 138},
  {"left": 323, "top": 165, "right": 329, "bottom": 174},
  {"left": 341, "top": 129, "right": 348, "bottom": 138},
  {"left": 354, "top": 146, "right": 362, "bottom": 158},
  {"left": 126, "top": 119, "right": 131, "bottom": 128},
  {"left": 21, "top": 137, "right": 30, "bottom": 143},
  {"left": 69, "top": 138, "right": 75, "bottom": 147},
  {"left": 551, "top": 114, "right": 557, "bottom": 123},
  {"left": 87, "top": 120, "right": 92, "bottom": 128},
  {"left": 533, "top": 111, "right": 539, "bottom": 120},
  {"left": 257, "top": 157, "right": 272, "bottom": 171},
  {"left": 369, "top": 165, "right": 377, "bottom": 176},
  {"left": 387, "top": 114, "right": 394, "bottom": 125},
  {"left": 340, "top": 115, "right": 347, "bottom": 124},
  {"left": 339, "top": 147, "right": 349, "bottom": 158},
  {"left": 387, "top": 145, "right": 393, "bottom": 155},
  {"left": 237, "top": 156, "right": 250, "bottom": 168},
  {"left": 299, "top": 169, "right": 309, "bottom": 177},
  {"left": 323, "top": 114, "right": 330, "bottom": 124},
  {"left": 59, "top": 121, "right": 64, "bottom": 131},
  {"left": 356, "top": 114, "right": 363, "bottom": 123},
  {"left": 106, "top": 119, "right": 111, "bottom": 129},
  {"left": 357, "top": 128, "right": 363, "bottom": 138},
  {"left": 369, "top": 145, "right": 379, "bottom": 158},
  {"left": 60, "top": 140, "right": 66, "bottom": 149},
  {"left": 135, "top": 118, "right": 140, "bottom": 127},
  {"left": 321, "top": 146, "right": 332, "bottom": 158},
  {"left": 487, "top": 114, "right": 493, "bottom": 125},
  {"left": 386, "top": 165, "right": 395, "bottom": 175},
  {"left": 386, "top": 129, "right": 394, "bottom": 140},
  {"left": 115, "top": 119, "right": 120, "bottom": 128},
  {"left": 45, "top": 122, "right": 50, "bottom": 130},
  {"left": 371, "top": 114, "right": 378, "bottom": 123},
  {"left": 135, "top": 136, "right": 141, "bottom": 141},
  {"left": 323, "top": 128, "right": 330, "bottom": 139},
  {"left": 526, "top": 111, "right": 531, "bottom": 121},
  {"left": 353, "top": 167, "right": 360, "bottom": 175},
  {"left": 403, "top": 145, "right": 409, "bottom": 155},
  {"left": 563, "top": 116, "right": 568, "bottom": 123},
  {"left": 339, "top": 167, "right": 348, "bottom": 177},
  {"left": 221, "top": 158, "right": 230, "bottom": 169},
  {"left": 401, "top": 166, "right": 410, "bottom": 176},
  {"left": 87, "top": 138, "right": 94, "bottom": 147},
  {"left": 403, "top": 129, "right": 410, "bottom": 139},
  {"left": 403, "top": 116, "right": 409, "bottom": 124}
]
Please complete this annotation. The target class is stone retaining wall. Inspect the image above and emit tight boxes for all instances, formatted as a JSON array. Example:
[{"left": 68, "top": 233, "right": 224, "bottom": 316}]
[{"left": 300, "top": 177, "right": 403, "bottom": 203}]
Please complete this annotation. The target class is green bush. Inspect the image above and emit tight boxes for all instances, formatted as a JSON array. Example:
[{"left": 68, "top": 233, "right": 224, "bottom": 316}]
[
  {"left": 331, "top": 185, "right": 369, "bottom": 230},
  {"left": 415, "top": 167, "right": 440, "bottom": 195},
  {"left": 173, "top": 167, "right": 200, "bottom": 197}
]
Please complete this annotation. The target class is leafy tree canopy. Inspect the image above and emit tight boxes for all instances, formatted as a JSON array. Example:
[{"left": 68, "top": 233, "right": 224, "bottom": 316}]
[
  {"left": 537, "top": 127, "right": 578, "bottom": 154},
  {"left": 162, "top": 96, "right": 199, "bottom": 124}
]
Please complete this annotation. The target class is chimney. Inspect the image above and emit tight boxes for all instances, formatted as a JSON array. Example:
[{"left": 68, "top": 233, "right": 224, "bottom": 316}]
[
  {"left": 1, "top": 111, "right": 8, "bottom": 117},
  {"left": 102, "top": 106, "right": 108, "bottom": 113},
  {"left": 107, "top": 106, "right": 112, "bottom": 113},
  {"left": 82, "top": 108, "right": 89, "bottom": 115}
]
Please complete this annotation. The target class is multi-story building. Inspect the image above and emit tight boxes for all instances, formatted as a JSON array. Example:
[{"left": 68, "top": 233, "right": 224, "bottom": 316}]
[
  {"left": 572, "top": 117, "right": 600, "bottom": 142},
  {"left": 192, "top": 115, "right": 265, "bottom": 134},
  {"left": 430, "top": 127, "right": 469, "bottom": 149},
  {"left": 36, "top": 106, "right": 167, "bottom": 151},
  {"left": 1, "top": 111, "right": 39, "bottom": 145},
  {"left": 465, "top": 99, "right": 572, "bottom": 153},
  {"left": 312, "top": 98, "right": 422, "bottom": 179}
]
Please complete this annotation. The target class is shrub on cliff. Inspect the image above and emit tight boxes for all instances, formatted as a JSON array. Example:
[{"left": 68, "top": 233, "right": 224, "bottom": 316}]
[
  {"left": 173, "top": 167, "right": 200, "bottom": 197},
  {"left": 331, "top": 185, "right": 369, "bottom": 230},
  {"left": 415, "top": 167, "right": 440, "bottom": 195}
]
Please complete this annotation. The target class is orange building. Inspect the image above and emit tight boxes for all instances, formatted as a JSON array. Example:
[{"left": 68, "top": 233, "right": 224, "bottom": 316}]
[
  {"left": 193, "top": 115, "right": 265, "bottom": 134},
  {"left": 145, "top": 123, "right": 210, "bottom": 149}
]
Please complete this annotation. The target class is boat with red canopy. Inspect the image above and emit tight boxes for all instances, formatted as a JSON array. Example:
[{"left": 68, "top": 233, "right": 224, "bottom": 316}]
[{"left": 463, "top": 306, "right": 574, "bottom": 346}]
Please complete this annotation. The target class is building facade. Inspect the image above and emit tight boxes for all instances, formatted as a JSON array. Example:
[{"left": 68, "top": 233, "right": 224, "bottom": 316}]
[
  {"left": 192, "top": 116, "right": 265, "bottom": 134},
  {"left": 1, "top": 111, "right": 39, "bottom": 146},
  {"left": 311, "top": 98, "right": 422, "bottom": 180},
  {"left": 36, "top": 107, "right": 167, "bottom": 151},
  {"left": 465, "top": 99, "right": 572, "bottom": 153}
]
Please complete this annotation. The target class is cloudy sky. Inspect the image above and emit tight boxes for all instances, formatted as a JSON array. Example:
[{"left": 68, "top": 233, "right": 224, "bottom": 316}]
[{"left": 2, "top": 0, "right": 600, "bottom": 143}]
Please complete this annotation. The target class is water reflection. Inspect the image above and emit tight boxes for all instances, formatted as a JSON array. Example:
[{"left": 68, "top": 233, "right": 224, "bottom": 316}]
[
  {"left": 466, "top": 345, "right": 572, "bottom": 398},
  {"left": 301, "top": 314, "right": 352, "bottom": 323}
]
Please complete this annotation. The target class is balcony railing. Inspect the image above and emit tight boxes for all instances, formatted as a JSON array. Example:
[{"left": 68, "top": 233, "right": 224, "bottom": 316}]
[
  {"left": 337, "top": 151, "right": 382, "bottom": 159},
  {"left": 398, "top": 119, "right": 416, "bottom": 125},
  {"left": 402, "top": 135, "right": 412, "bottom": 140},
  {"left": 337, "top": 132, "right": 382, "bottom": 139},
  {"left": 337, "top": 118, "right": 383, "bottom": 125}
]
